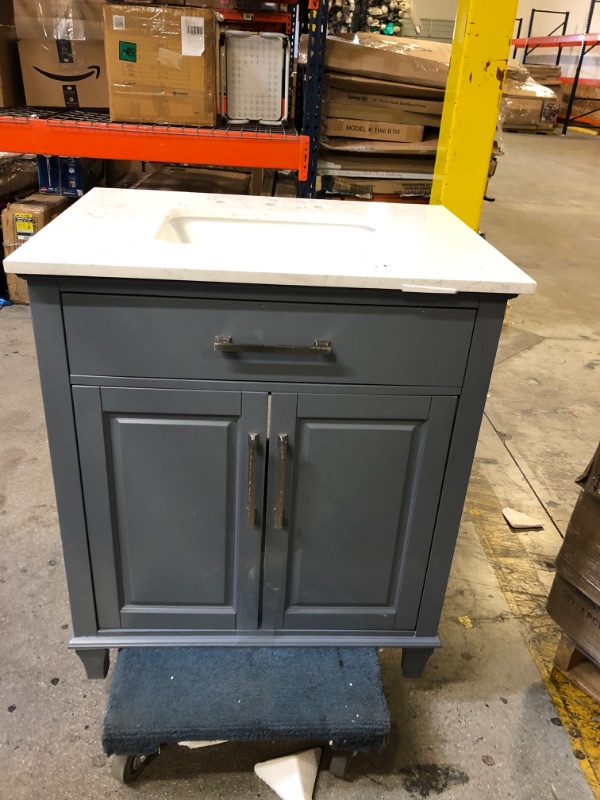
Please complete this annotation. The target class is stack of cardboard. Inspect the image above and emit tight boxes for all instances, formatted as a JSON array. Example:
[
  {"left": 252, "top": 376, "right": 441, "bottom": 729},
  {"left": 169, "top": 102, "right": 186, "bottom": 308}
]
[
  {"left": 526, "top": 63, "right": 563, "bottom": 104},
  {"left": 1, "top": 193, "right": 72, "bottom": 303},
  {"left": 547, "top": 442, "right": 600, "bottom": 700},
  {"left": 311, "top": 34, "right": 447, "bottom": 201},
  {"left": 502, "top": 63, "right": 560, "bottom": 133}
]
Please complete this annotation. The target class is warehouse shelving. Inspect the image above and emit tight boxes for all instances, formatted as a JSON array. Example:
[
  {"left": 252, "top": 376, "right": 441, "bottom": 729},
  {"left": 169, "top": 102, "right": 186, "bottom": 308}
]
[
  {"left": 512, "top": 0, "right": 600, "bottom": 134},
  {"left": 0, "top": 0, "right": 327, "bottom": 197},
  {"left": 0, "top": 109, "right": 310, "bottom": 181}
]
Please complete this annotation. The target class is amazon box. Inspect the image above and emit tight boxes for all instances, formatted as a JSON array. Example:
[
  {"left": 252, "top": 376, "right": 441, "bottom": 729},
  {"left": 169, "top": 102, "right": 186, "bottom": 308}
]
[
  {"left": 103, "top": 4, "right": 216, "bottom": 126},
  {"left": 15, "top": 0, "right": 108, "bottom": 108}
]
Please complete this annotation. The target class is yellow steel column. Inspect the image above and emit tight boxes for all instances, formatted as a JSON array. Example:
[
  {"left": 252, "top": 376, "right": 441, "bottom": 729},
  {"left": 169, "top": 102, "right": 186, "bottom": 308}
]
[{"left": 430, "top": 0, "right": 518, "bottom": 230}]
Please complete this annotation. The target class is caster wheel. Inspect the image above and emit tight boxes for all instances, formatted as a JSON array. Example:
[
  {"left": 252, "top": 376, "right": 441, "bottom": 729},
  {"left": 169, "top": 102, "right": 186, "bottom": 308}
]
[{"left": 110, "top": 754, "right": 149, "bottom": 784}]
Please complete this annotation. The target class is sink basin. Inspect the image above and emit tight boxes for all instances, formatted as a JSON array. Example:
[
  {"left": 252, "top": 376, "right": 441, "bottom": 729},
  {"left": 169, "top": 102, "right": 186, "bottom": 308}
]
[{"left": 156, "top": 213, "right": 377, "bottom": 245}]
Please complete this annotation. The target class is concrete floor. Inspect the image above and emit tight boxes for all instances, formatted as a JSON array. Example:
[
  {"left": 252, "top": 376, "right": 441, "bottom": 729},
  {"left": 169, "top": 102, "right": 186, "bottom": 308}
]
[{"left": 1, "top": 132, "right": 599, "bottom": 799}]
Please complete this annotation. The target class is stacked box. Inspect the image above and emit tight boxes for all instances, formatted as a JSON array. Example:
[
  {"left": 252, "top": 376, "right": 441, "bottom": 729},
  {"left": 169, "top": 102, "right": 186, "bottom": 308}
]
[
  {"left": 547, "top": 442, "right": 600, "bottom": 666},
  {"left": 1, "top": 193, "right": 72, "bottom": 303}
]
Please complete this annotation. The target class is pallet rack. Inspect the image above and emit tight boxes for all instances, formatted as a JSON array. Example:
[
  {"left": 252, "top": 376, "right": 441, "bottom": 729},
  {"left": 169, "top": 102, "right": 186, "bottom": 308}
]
[
  {"left": 512, "top": 1, "right": 600, "bottom": 134},
  {"left": 0, "top": 0, "right": 327, "bottom": 197}
]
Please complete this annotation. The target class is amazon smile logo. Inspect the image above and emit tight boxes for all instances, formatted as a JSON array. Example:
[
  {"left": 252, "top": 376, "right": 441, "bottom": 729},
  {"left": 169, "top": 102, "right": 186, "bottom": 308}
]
[{"left": 33, "top": 65, "right": 101, "bottom": 82}]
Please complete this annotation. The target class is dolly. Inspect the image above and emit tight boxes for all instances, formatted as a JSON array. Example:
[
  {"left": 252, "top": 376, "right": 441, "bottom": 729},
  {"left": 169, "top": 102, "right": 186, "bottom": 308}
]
[{"left": 102, "top": 646, "right": 391, "bottom": 784}]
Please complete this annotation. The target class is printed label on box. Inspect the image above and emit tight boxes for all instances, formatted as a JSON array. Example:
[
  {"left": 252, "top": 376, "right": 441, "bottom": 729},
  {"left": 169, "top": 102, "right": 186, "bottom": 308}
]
[
  {"left": 15, "top": 214, "right": 36, "bottom": 240},
  {"left": 113, "top": 15, "right": 125, "bottom": 31},
  {"left": 181, "top": 16, "right": 205, "bottom": 57},
  {"left": 119, "top": 41, "right": 137, "bottom": 62}
]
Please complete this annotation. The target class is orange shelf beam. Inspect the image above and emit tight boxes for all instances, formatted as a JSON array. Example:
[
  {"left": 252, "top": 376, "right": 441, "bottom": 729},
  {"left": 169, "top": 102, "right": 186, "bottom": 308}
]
[
  {"left": 512, "top": 33, "right": 600, "bottom": 49},
  {"left": 0, "top": 113, "right": 310, "bottom": 181}
]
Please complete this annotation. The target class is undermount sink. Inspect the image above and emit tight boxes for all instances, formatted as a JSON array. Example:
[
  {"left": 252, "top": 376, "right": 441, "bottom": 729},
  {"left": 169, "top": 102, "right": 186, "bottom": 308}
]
[{"left": 156, "top": 213, "right": 377, "bottom": 245}]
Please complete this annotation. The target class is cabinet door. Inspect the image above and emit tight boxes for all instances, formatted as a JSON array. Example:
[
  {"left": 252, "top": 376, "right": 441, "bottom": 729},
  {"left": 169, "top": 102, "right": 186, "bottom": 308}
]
[
  {"left": 73, "top": 387, "right": 267, "bottom": 631},
  {"left": 261, "top": 393, "right": 457, "bottom": 632}
]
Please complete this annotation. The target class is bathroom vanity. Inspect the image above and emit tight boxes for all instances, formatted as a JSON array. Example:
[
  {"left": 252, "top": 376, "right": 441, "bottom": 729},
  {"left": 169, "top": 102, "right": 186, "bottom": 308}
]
[{"left": 5, "top": 189, "right": 535, "bottom": 679}]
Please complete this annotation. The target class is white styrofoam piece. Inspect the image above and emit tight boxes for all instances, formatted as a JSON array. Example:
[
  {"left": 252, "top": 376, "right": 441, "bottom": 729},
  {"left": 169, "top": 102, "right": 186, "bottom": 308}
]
[
  {"left": 254, "top": 748, "right": 322, "bottom": 800},
  {"left": 5, "top": 188, "right": 536, "bottom": 295},
  {"left": 502, "top": 507, "right": 544, "bottom": 530},
  {"left": 178, "top": 740, "right": 227, "bottom": 749}
]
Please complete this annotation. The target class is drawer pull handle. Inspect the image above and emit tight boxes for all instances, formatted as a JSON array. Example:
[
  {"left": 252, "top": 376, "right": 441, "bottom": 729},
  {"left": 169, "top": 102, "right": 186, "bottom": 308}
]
[
  {"left": 247, "top": 433, "right": 259, "bottom": 527},
  {"left": 274, "top": 434, "right": 288, "bottom": 530},
  {"left": 214, "top": 337, "right": 332, "bottom": 356}
]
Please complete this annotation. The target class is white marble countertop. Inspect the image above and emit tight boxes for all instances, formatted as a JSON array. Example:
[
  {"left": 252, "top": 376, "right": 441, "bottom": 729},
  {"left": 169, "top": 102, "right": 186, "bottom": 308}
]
[{"left": 5, "top": 187, "right": 536, "bottom": 295}]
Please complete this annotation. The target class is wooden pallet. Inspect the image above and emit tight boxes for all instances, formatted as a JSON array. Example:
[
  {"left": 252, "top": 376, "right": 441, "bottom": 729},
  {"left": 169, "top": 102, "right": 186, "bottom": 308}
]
[
  {"left": 553, "top": 634, "right": 600, "bottom": 704},
  {"left": 504, "top": 126, "right": 556, "bottom": 135}
]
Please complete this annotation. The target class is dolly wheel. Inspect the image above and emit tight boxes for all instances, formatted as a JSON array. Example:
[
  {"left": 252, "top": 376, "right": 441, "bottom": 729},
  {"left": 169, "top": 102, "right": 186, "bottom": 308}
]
[{"left": 110, "top": 754, "right": 148, "bottom": 784}]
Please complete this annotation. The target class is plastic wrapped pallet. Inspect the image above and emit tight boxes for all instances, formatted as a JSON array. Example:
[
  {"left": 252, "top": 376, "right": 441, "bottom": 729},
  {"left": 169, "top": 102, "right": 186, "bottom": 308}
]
[
  {"left": 103, "top": 4, "right": 216, "bottom": 126},
  {"left": 501, "top": 63, "right": 559, "bottom": 131},
  {"left": 546, "top": 442, "right": 600, "bottom": 666},
  {"left": 14, "top": 0, "right": 108, "bottom": 107}
]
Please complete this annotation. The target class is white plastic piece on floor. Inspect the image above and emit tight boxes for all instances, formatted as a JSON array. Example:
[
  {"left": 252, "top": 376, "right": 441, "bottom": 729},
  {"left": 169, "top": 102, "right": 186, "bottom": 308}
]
[
  {"left": 502, "top": 507, "right": 544, "bottom": 530},
  {"left": 254, "top": 748, "right": 322, "bottom": 800},
  {"left": 178, "top": 740, "right": 227, "bottom": 749}
]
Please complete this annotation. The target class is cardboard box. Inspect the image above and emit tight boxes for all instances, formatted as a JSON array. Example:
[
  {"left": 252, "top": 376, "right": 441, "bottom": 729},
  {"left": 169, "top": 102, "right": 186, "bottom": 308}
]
[
  {"left": 547, "top": 574, "right": 600, "bottom": 668},
  {"left": 2, "top": 192, "right": 72, "bottom": 303},
  {"left": 37, "top": 155, "right": 105, "bottom": 196},
  {"left": 320, "top": 136, "right": 438, "bottom": 155},
  {"left": 15, "top": 0, "right": 108, "bottom": 108},
  {"left": 324, "top": 83, "right": 444, "bottom": 115},
  {"left": 324, "top": 175, "right": 432, "bottom": 197},
  {"left": 326, "top": 72, "right": 445, "bottom": 101},
  {"left": 322, "top": 116, "right": 424, "bottom": 143},
  {"left": 0, "top": 25, "right": 25, "bottom": 107},
  {"left": 553, "top": 443, "right": 600, "bottom": 605},
  {"left": 321, "top": 34, "right": 449, "bottom": 89},
  {"left": 318, "top": 152, "right": 436, "bottom": 176},
  {"left": 103, "top": 4, "right": 216, "bottom": 126},
  {"left": 502, "top": 74, "right": 558, "bottom": 129},
  {"left": 322, "top": 100, "right": 440, "bottom": 128},
  {"left": 555, "top": 491, "right": 600, "bottom": 607}
]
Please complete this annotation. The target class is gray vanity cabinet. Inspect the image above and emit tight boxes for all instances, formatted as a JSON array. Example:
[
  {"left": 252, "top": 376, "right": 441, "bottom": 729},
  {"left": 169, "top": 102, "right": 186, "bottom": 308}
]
[{"left": 25, "top": 278, "right": 510, "bottom": 681}]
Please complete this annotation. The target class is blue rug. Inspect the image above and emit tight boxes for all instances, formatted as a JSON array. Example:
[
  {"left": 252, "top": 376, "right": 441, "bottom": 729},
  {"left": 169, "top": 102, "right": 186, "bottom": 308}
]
[{"left": 103, "top": 647, "right": 390, "bottom": 756}]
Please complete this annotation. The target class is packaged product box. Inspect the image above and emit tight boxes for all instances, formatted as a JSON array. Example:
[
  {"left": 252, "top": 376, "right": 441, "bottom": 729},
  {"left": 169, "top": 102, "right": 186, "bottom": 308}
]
[
  {"left": 325, "top": 175, "right": 432, "bottom": 198},
  {"left": 37, "top": 156, "right": 105, "bottom": 196},
  {"left": 325, "top": 72, "right": 445, "bottom": 101},
  {"left": 103, "top": 4, "right": 216, "bottom": 126},
  {"left": 322, "top": 100, "right": 440, "bottom": 128},
  {"left": 1, "top": 192, "right": 72, "bottom": 303},
  {"left": 553, "top": 442, "right": 600, "bottom": 605},
  {"left": 323, "top": 83, "right": 444, "bottom": 115},
  {"left": 14, "top": 0, "right": 109, "bottom": 108},
  {"left": 502, "top": 71, "right": 559, "bottom": 129},
  {"left": 547, "top": 574, "right": 600, "bottom": 668},
  {"left": 322, "top": 117, "right": 424, "bottom": 143},
  {"left": 308, "top": 34, "right": 450, "bottom": 89},
  {"left": 0, "top": 2, "right": 25, "bottom": 107}
]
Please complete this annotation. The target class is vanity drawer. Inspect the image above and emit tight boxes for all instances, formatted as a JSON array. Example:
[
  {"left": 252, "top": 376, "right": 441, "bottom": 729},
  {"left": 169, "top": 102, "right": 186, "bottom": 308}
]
[{"left": 63, "top": 294, "right": 475, "bottom": 387}]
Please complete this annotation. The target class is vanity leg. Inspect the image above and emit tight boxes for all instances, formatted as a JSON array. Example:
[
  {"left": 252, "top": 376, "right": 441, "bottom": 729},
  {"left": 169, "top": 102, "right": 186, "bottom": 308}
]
[
  {"left": 401, "top": 648, "right": 434, "bottom": 679},
  {"left": 77, "top": 648, "right": 110, "bottom": 679},
  {"left": 329, "top": 751, "right": 355, "bottom": 779}
]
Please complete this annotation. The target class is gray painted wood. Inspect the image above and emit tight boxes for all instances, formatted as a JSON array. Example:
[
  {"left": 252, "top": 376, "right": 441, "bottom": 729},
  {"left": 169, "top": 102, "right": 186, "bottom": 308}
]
[
  {"left": 268, "top": 393, "right": 456, "bottom": 632},
  {"left": 416, "top": 298, "right": 507, "bottom": 637},
  {"left": 62, "top": 294, "right": 475, "bottom": 387},
  {"left": 73, "top": 386, "right": 268, "bottom": 631},
  {"left": 27, "top": 282, "right": 98, "bottom": 637},
  {"left": 25, "top": 276, "right": 508, "bottom": 663}
]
